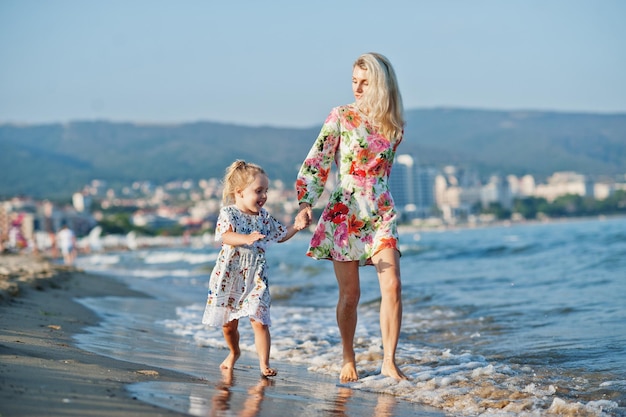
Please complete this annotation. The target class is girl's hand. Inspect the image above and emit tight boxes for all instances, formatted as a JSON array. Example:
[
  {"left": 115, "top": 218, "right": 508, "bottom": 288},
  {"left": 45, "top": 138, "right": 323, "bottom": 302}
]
[
  {"left": 246, "top": 231, "right": 265, "bottom": 244},
  {"left": 295, "top": 205, "right": 312, "bottom": 230}
]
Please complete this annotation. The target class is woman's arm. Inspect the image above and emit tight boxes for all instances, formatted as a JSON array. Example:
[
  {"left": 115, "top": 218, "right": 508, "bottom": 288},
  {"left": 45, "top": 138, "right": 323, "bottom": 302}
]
[{"left": 295, "top": 107, "right": 341, "bottom": 207}]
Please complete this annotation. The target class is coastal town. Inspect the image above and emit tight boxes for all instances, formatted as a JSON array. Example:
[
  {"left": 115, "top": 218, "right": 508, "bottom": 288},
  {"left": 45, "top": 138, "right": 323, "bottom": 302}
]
[{"left": 2, "top": 155, "right": 625, "bottom": 258}]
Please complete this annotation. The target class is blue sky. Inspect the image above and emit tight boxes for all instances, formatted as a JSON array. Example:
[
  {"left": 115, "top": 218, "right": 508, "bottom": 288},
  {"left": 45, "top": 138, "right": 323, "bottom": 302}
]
[{"left": 1, "top": 0, "right": 625, "bottom": 127}]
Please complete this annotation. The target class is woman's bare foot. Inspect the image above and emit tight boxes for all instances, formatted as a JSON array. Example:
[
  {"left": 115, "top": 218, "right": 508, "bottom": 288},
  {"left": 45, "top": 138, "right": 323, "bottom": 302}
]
[
  {"left": 381, "top": 358, "right": 408, "bottom": 381},
  {"left": 339, "top": 362, "right": 359, "bottom": 383},
  {"left": 260, "top": 367, "right": 277, "bottom": 378},
  {"left": 220, "top": 351, "right": 240, "bottom": 370}
]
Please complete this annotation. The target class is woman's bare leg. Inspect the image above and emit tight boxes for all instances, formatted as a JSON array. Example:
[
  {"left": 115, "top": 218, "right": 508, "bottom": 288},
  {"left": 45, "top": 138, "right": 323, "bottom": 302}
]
[
  {"left": 221, "top": 319, "right": 241, "bottom": 369},
  {"left": 250, "top": 319, "right": 276, "bottom": 377},
  {"left": 371, "top": 248, "right": 407, "bottom": 380},
  {"left": 333, "top": 260, "right": 361, "bottom": 382}
]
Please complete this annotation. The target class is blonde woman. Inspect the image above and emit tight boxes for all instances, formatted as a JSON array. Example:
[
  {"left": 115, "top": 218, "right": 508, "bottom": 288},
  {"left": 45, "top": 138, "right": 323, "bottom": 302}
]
[{"left": 295, "top": 53, "right": 407, "bottom": 383}]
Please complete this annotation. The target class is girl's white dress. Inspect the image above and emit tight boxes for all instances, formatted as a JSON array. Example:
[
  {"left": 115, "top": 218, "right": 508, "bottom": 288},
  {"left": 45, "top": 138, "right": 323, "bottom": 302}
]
[{"left": 202, "top": 205, "right": 286, "bottom": 327}]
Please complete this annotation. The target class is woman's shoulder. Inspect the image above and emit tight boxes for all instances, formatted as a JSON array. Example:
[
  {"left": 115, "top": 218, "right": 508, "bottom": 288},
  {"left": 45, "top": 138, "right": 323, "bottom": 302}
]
[
  {"left": 323, "top": 103, "right": 362, "bottom": 126},
  {"left": 331, "top": 103, "right": 357, "bottom": 113}
]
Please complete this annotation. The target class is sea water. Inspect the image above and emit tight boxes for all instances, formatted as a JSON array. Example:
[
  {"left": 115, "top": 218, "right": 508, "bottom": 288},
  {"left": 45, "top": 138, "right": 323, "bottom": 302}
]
[{"left": 74, "top": 216, "right": 626, "bottom": 416}]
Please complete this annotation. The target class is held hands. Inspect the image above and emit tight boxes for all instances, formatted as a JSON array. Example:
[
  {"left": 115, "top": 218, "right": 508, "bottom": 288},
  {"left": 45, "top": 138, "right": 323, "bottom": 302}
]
[{"left": 294, "top": 204, "right": 313, "bottom": 230}]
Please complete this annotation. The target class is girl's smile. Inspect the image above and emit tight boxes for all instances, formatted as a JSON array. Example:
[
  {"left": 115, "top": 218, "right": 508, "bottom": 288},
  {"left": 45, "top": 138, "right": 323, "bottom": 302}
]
[{"left": 236, "top": 173, "right": 269, "bottom": 215}]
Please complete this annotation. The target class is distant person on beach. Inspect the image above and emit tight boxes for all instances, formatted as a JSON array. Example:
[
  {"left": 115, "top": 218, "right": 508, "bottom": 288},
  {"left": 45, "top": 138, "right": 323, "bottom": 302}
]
[
  {"left": 294, "top": 52, "right": 407, "bottom": 383},
  {"left": 56, "top": 224, "right": 77, "bottom": 265},
  {"left": 202, "top": 160, "right": 303, "bottom": 377}
]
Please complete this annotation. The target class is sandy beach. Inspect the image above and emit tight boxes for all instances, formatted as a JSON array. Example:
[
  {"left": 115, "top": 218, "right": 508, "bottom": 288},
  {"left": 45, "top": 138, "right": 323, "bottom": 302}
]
[
  {"left": 0, "top": 254, "right": 444, "bottom": 417},
  {"left": 0, "top": 253, "right": 196, "bottom": 417}
]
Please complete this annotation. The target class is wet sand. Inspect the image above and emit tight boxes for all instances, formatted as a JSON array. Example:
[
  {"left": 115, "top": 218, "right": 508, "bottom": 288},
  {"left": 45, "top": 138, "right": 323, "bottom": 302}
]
[
  {"left": 0, "top": 253, "right": 194, "bottom": 416},
  {"left": 0, "top": 254, "right": 444, "bottom": 417}
]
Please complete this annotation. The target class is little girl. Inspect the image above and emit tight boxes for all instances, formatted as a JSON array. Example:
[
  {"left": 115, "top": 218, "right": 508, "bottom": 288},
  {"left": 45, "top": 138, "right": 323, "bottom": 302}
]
[{"left": 202, "top": 160, "right": 301, "bottom": 377}]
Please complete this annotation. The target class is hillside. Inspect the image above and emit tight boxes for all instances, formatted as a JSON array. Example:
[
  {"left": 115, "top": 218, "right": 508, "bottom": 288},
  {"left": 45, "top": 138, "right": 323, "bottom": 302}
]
[
  {"left": 1, "top": 108, "right": 625, "bottom": 199},
  {"left": 403, "top": 109, "right": 626, "bottom": 176}
]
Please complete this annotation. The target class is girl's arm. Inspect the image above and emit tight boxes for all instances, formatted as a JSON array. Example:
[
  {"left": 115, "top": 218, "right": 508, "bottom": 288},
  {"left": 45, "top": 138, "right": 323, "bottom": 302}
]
[
  {"left": 295, "top": 203, "right": 312, "bottom": 229},
  {"left": 221, "top": 229, "right": 265, "bottom": 246},
  {"left": 278, "top": 225, "right": 299, "bottom": 243}
]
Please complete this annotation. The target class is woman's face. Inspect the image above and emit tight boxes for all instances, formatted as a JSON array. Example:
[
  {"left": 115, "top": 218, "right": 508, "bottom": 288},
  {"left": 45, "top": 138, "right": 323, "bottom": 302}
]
[{"left": 352, "top": 66, "right": 369, "bottom": 102}]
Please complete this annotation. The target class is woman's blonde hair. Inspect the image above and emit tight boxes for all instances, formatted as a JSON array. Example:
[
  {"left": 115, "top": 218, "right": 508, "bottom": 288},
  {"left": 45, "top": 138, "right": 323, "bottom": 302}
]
[
  {"left": 222, "top": 160, "right": 266, "bottom": 204},
  {"left": 353, "top": 52, "right": 404, "bottom": 140}
]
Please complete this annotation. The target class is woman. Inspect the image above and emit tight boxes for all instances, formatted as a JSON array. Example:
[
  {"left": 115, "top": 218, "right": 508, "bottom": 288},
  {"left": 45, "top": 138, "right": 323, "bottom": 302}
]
[{"left": 295, "top": 52, "right": 407, "bottom": 383}]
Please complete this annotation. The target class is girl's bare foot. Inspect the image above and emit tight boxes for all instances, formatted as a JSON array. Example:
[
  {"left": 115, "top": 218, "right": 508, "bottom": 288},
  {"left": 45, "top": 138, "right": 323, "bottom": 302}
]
[
  {"left": 220, "top": 351, "right": 240, "bottom": 370},
  {"left": 219, "top": 366, "right": 234, "bottom": 386},
  {"left": 260, "top": 367, "right": 277, "bottom": 378},
  {"left": 381, "top": 358, "right": 409, "bottom": 381},
  {"left": 339, "top": 362, "right": 359, "bottom": 383}
]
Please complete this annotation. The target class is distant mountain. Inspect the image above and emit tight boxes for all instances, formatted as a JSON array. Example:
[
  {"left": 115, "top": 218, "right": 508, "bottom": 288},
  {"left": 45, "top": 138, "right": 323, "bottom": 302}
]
[
  {"left": 1, "top": 108, "right": 625, "bottom": 199},
  {"left": 403, "top": 108, "right": 626, "bottom": 177}
]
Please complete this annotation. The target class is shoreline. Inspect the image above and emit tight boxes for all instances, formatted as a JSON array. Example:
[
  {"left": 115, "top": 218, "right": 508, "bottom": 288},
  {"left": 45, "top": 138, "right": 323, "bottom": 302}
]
[
  {"left": 0, "top": 254, "right": 445, "bottom": 417},
  {"left": 398, "top": 212, "right": 626, "bottom": 234},
  {"left": 0, "top": 253, "right": 197, "bottom": 417}
]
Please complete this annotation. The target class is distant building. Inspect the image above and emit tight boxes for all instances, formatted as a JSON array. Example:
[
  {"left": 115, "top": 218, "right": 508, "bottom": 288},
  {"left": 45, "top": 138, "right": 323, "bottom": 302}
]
[
  {"left": 131, "top": 211, "right": 178, "bottom": 229},
  {"left": 72, "top": 192, "right": 92, "bottom": 212},
  {"left": 507, "top": 174, "right": 537, "bottom": 198},
  {"left": 593, "top": 176, "right": 626, "bottom": 200},
  {"left": 519, "top": 175, "right": 537, "bottom": 196},
  {"left": 83, "top": 179, "right": 108, "bottom": 198},
  {"left": 389, "top": 155, "right": 415, "bottom": 209},
  {"left": 0, "top": 203, "right": 8, "bottom": 245},
  {"left": 534, "top": 171, "right": 593, "bottom": 202},
  {"left": 481, "top": 175, "right": 513, "bottom": 209},
  {"left": 389, "top": 154, "right": 438, "bottom": 219},
  {"left": 434, "top": 166, "right": 484, "bottom": 222},
  {"left": 415, "top": 167, "right": 438, "bottom": 217}
]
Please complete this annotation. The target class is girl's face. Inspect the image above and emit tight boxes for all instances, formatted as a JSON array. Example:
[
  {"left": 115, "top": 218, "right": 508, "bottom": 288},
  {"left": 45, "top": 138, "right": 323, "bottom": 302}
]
[
  {"left": 352, "top": 66, "right": 369, "bottom": 102},
  {"left": 235, "top": 173, "right": 269, "bottom": 215}
]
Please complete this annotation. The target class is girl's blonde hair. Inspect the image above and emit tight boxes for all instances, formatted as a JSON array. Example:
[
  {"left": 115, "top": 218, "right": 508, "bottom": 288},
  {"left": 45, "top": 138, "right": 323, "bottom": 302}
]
[
  {"left": 353, "top": 52, "right": 405, "bottom": 140},
  {"left": 222, "top": 160, "right": 266, "bottom": 204}
]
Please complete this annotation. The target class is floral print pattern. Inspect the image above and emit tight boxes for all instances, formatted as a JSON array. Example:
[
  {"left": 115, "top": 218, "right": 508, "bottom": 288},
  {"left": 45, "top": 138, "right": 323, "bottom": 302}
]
[
  {"left": 202, "top": 205, "right": 286, "bottom": 326},
  {"left": 297, "top": 103, "right": 402, "bottom": 265}
]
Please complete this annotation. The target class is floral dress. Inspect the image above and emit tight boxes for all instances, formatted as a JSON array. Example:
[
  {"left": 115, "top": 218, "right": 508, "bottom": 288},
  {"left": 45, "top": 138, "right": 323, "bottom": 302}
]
[
  {"left": 296, "top": 103, "right": 403, "bottom": 266},
  {"left": 202, "top": 205, "right": 287, "bottom": 327}
]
